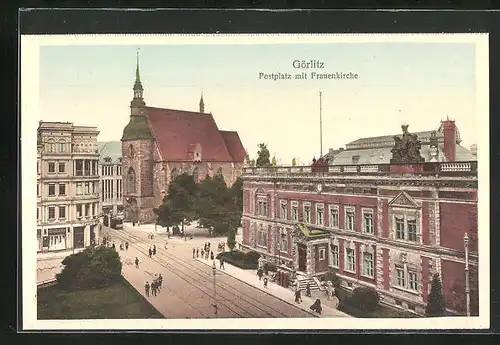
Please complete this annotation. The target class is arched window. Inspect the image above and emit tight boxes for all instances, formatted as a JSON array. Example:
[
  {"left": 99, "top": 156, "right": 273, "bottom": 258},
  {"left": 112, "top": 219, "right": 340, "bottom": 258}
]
[
  {"left": 128, "top": 144, "right": 134, "bottom": 157},
  {"left": 217, "top": 167, "right": 223, "bottom": 177},
  {"left": 192, "top": 167, "right": 199, "bottom": 183},
  {"left": 127, "top": 167, "right": 136, "bottom": 194},
  {"left": 171, "top": 168, "right": 178, "bottom": 180}
]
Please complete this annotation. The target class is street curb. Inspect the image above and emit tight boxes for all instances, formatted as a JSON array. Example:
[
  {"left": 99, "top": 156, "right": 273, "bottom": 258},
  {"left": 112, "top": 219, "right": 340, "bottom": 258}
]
[{"left": 194, "top": 258, "right": 321, "bottom": 318}]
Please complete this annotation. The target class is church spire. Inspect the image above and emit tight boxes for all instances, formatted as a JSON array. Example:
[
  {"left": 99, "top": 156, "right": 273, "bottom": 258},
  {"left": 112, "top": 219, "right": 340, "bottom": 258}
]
[
  {"left": 199, "top": 90, "right": 205, "bottom": 113},
  {"left": 130, "top": 49, "right": 146, "bottom": 114}
]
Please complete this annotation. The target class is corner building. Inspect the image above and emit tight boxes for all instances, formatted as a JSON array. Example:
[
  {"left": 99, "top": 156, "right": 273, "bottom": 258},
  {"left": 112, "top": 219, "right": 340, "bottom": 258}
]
[
  {"left": 37, "top": 122, "right": 101, "bottom": 252},
  {"left": 121, "top": 54, "right": 246, "bottom": 223},
  {"left": 241, "top": 161, "right": 478, "bottom": 316}
]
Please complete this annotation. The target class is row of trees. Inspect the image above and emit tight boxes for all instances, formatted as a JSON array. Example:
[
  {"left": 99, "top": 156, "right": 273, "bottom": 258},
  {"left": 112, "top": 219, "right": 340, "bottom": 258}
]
[
  {"left": 153, "top": 173, "right": 243, "bottom": 242},
  {"left": 246, "top": 143, "right": 298, "bottom": 167}
]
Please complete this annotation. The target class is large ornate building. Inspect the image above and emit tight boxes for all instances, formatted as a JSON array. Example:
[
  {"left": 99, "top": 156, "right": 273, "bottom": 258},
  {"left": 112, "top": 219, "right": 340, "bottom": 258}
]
[
  {"left": 121, "top": 54, "right": 247, "bottom": 223},
  {"left": 37, "top": 121, "right": 101, "bottom": 252},
  {"left": 98, "top": 141, "right": 123, "bottom": 215},
  {"left": 241, "top": 125, "right": 479, "bottom": 316}
]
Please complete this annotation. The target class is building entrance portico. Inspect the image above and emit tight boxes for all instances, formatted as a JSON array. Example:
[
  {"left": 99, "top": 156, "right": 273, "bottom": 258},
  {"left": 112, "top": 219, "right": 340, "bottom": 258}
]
[{"left": 291, "top": 223, "right": 331, "bottom": 277}]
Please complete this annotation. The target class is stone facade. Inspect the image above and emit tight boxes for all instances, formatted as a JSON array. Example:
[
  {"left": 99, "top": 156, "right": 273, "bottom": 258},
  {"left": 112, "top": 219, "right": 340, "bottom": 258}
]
[
  {"left": 240, "top": 162, "right": 478, "bottom": 315},
  {"left": 37, "top": 122, "right": 101, "bottom": 253}
]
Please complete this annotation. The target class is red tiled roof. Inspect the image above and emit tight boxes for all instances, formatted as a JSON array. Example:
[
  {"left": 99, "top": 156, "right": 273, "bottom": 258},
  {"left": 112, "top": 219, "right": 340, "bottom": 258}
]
[
  {"left": 145, "top": 106, "right": 235, "bottom": 162},
  {"left": 220, "top": 130, "right": 246, "bottom": 163}
]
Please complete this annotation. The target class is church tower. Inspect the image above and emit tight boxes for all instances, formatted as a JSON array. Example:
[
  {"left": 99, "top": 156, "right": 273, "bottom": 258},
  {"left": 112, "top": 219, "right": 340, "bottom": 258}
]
[
  {"left": 199, "top": 91, "right": 205, "bottom": 113},
  {"left": 121, "top": 50, "right": 156, "bottom": 223}
]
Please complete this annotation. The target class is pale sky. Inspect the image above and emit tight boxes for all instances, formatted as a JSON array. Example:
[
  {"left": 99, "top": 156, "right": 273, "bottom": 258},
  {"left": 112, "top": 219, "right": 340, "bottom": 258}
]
[{"left": 39, "top": 42, "right": 479, "bottom": 164}]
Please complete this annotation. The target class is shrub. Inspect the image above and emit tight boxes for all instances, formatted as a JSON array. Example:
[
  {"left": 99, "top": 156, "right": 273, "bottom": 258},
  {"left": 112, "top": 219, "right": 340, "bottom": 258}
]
[
  {"left": 349, "top": 286, "right": 380, "bottom": 312},
  {"left": 263, "top": 262, "right": 277, "bottom": 273},
  {"left": 227, "top": 228, "right": 237, "bottom": 251},
  {"left": 56, "top": 246, "right": 122, "bottom": 290},
  {"left": 324, "top": 267, "right": 342, "bottom": 291},
  {"left": 216, "top": 251, "right": 258, "bottom": 269},
  {"left": 245, "top": 251, "right": 261, "bottom": 265},
  {"left": 426, "top": 273, "right": 446, "bottom": 317}
]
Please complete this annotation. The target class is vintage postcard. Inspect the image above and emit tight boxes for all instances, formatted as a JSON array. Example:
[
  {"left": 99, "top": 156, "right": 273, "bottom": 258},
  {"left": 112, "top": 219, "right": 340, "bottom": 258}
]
[{"left": 21, "top": 34, "right": 489, "bottom": 330}]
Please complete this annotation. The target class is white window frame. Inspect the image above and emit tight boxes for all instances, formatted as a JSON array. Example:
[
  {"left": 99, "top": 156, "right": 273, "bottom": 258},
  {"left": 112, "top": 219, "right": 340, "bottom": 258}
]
[
  {"left": 291, "top": 202, "right": 299, "bottom": 221},
  {"left": 280, "top": 200, "right": 287, "bottom": 220},
  {"left": 319, "top": 247, "right": 326, "bottom": 261},
  {"left": 393, "top": 213, "right": 421, "bottom": 243},
  {"left": 58, "top": 162, "right": 65, "bottom": 173},
  {"left": 329, "top": 205, "right": 339, "bottom": 228},
  {"left": 58, "top": 206, "right": 66, "bottom": 219},
  {"left": 396, "top": 266, "right": 405, "bottom": 287},
  {"left": 362, "top": 208, "right": 374, "bottom": 234},
  {"left": 279, "top": 229, "right": 288, "bottom": 252},
  {"left": 345, "top": 247, "right": 355, "bottom": 273},
  {"left": 303, "top": 203, "right": 311, "bottom": 223},
  {"left": 395, "top": 216, "right": 405, "bottom": 240},
  {"left": 407, "top": 218, "right": 418, "bottom": 242},
  {"left": 316, "top": 204, "right": 324, "bottom": 226},
  {"left": 362, "top": 252, "right": 374, "bottom": 277},
  {"left": 331, "top": 245, "right": 339, "bottom": 268},
  {"left": 345, "top": 206, "right": 355, "bottom": 231}
]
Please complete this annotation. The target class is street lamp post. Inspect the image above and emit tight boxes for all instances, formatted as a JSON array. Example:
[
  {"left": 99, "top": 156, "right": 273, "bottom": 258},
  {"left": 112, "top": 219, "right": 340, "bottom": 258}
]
[
  {"left": 464, "top": 232, "right": 471, "bottom": 317},
  {"left": 212, "top": 260, "right": 218, "bottom": 317}
]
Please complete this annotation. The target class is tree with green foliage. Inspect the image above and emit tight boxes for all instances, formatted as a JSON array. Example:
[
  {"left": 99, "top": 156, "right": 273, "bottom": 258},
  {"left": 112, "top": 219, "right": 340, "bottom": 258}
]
[
  {"left": 292, "top": 158, "right": 297, "bottom": 166},
  {"left": 256, "top": 143, "right": 271, "bottom": 167},
  {"left": 56, "top": 246, "right": 122, "bottom": 290},
  {"left": 162, "top": 173, "right": 198, "bottom": 233},
  {"left": 249, "top": 159, "right": 256, "bottom": 167},
  {"left": 153, "top": 198, "right": 177, "bottom": 232},
  {"left": 271, "top": 156, "right": 277, "bottom": 166},
  {"left": 227, "top": 227, "right": 237, "bottom": 251},
  {"left": 426, "top": 273, "right": 446, "bottom": 317},
  {"left": 324, "top": 267, "right": 342, "bottom": 292}
]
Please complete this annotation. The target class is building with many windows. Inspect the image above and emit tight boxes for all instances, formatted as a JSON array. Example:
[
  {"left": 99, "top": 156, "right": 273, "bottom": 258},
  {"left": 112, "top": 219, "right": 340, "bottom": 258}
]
[
  {"left": 98, "top": 141, "right": 123, "bottom": 215},
  {"left": 241, "top": 125, "right": 479, "bottom": 316},
  {"left": 37, "top": 121, "right": 101, "bottom": 252}
]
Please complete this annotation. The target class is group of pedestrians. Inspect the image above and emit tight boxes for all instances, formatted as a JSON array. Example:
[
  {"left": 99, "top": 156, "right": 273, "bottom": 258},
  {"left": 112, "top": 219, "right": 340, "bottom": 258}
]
[
  {"left": 119, "top": 241, "right": 129, "bottom": 251},
  {"left": 144, "top": 273, "right": 163, "bottom": 297},
  {"left": 148, "top": 245, "right": 157, "bottom": 258},
  {"left": 193, "top": 242, "right": 215, "bottom": 261},
  {"left": 216, "top": 241, "right": 226, "bottom": 253}
]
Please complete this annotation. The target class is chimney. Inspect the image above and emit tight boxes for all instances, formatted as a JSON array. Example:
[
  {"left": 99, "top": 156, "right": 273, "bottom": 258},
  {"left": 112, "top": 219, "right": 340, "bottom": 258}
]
[{"left": 441, "top": 118, "right": 456, "bottom": 162}]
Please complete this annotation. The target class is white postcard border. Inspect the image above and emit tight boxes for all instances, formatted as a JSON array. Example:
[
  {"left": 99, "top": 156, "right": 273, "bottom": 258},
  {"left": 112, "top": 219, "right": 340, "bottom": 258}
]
[{"left": 21, "top": 33, "right": 490, "bottom": 330}]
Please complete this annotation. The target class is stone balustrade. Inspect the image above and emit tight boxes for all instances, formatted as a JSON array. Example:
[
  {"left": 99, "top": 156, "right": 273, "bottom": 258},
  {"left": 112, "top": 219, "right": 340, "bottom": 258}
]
[{"left": 242, "top": 161, "right": 477, "bottom": 177}]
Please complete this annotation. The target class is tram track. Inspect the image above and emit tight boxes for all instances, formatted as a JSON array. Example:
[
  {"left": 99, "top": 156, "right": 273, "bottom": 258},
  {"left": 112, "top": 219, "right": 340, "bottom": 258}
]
[
  {"left": 110, "top": 229, "right": 311, "bottom": 318},
  {"left": 111, "top": 230, "right": 269, "bottom": 318}
]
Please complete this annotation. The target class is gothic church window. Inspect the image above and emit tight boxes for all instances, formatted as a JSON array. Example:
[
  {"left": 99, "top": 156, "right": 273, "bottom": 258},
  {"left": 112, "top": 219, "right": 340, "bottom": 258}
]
[
  {"left": 217, "top": 167, "right": 223, "bottom": 177},
  {"left": 127, "top": 167, "right": 136, "bottom": 193},
  {"left": 129, "top": 144, "right": 134, "bottom": 157}
]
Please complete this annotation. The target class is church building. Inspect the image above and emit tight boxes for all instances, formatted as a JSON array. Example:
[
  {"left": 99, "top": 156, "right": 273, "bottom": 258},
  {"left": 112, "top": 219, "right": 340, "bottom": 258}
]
[{"left": 121, "top": 53, "right": 247, "bottom": 224}]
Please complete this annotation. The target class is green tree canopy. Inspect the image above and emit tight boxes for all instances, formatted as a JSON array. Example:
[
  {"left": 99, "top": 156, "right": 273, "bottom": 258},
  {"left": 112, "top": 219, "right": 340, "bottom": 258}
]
[
  {"left": 56, "top": 246, "right": 122, "bottom": 290},
  {"left": 256, "top": 143, "right": 271, "bottom": 167},
  {"left": 163, "top": 172, "right": 198, "bottom": 232},
  {"left": 227, "top": 227, "right": 237, "bottom": 251},
  {"left": 426, "top": 273, "right": 446, "bottom": 317},
  {"left": 271, "top": 156, "right": 277, "bottom": 166}
]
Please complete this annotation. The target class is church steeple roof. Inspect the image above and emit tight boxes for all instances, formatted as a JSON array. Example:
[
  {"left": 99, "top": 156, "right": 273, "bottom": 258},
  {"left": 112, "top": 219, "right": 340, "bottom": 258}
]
[
  {"left": 199, "top": 90, "right": 205, "bottom": 113},
  {"left": 134, "top": 49, "right": 143, "bottom": 92}
]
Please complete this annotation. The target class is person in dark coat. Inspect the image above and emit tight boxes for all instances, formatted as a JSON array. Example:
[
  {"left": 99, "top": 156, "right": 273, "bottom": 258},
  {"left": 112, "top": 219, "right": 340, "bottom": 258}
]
[
  {"left": 193, "top": 248, "right": 196, "bottom": 258},
  {"left": 125, "top": 241, "right": 129, "bottom": 250},
  {"left": 210, "top": 251, "right": 214, "bottom": 260},
  {"left": 295, "top": 289, "right": 302, "bottom": 303},
  {"left": 310, "top": 298, "right": 322, "bottom": 314},
  {"left": 151, "top": 281, "right": 157, "bottom": 296},
  {"left": 220, "top": 258, "right": 225, "bottom": 270},
  {"left": 196, "top": 248, "right": 199, "bottom": 258},
  {"left": 153, "top": 245, "right": 156, "bottom": 255},
  {"left": 145, "top": 281, "right": 150, "bottom": 297},
  {"left": 263, "top": 277, "right": 268, "bottom": 288},
  {"left": 201, "top": 249, "right": 205, "bottom": 258},
  {"left": 158, "top": 274, "right": 163, "bottom": 289},
  {"left": 148, "top": 247, "right": 152, "bottom": 258},
  {"left": 306, "top": 282, "right": 312, "bottom": 297},
  {"left": 135, "top": 257, "right": 139, "bottom": 268},
  {"left": 112, "top": 243, "right": 116, "bottom": 250}
]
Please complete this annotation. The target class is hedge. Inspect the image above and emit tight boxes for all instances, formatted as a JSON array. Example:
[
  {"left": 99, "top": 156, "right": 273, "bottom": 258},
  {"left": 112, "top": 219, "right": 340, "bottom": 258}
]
[{"left": 216, "top": 251, "right": 259, "bottom": 269}]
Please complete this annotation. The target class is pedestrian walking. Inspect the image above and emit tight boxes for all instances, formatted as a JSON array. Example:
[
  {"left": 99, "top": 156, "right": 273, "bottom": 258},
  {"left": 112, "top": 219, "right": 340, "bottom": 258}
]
[
  {"left": 201, "top": 249, "right": 205, "bottom": 258},
  {"left": 210, "top": 251, "right": 214, "bottom": 260},
  {"left": 158, "top": 274, "right": 163, "bottom": 289},
  {"left": 153, "top": 245, "right": 156, "bottom": 255},
  {"left": 295, "top": 289, "right": 302, "bottom": 303},
  {"left": 220, "top": 258, "right": 225, "bottom": 270},
  {"left": 135, "top": 257, "right": 139, "bottom": 268},
  {"left": 165, "top": 240, "right": 168, "bottom": 249},
  {"left": 263, "top": 277, "right": 268, "bottom": 288},
  {"left": 257, "top": 268, "right": 263, "bottom": 281},
  {"left": 148, "top": 247, "right": 152, "bottom": 258},
  {"left": 196, "top": 248, "right": 199, "bottom": 258},
  {"left": 112, "top": 243, "right": 116, "bottom": 250},
  {"left": 310, "top": 298, "right": 322, "bottom": 314},
  {"left": 306, "top": 282, "right": 311, "bottom": 297},
  {"left": 193, "top": 248, "right": 196, "bottom": 258},
  {"left": 145, "top": 281, "right": 150, "bottom": 297},
  {"left": 326, "top": 282, "right": 332, "bottom": 301},
  {"left": 125, "top": 241, "right": 129, "bottom": 250},
  {"left": 151, "top": 281, "right": 157, "bottom": 297}
]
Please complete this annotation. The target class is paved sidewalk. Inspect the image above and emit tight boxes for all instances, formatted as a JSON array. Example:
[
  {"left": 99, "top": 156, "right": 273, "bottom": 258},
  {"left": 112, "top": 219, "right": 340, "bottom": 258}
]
[{"left": 195, "top": 257, "right": 351, "bottom": 318}]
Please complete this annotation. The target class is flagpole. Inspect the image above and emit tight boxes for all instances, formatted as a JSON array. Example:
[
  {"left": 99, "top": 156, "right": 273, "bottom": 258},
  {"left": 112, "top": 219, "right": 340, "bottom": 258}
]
[{"left": 319, "top": 91, "right": 323, "bottom": 158}]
